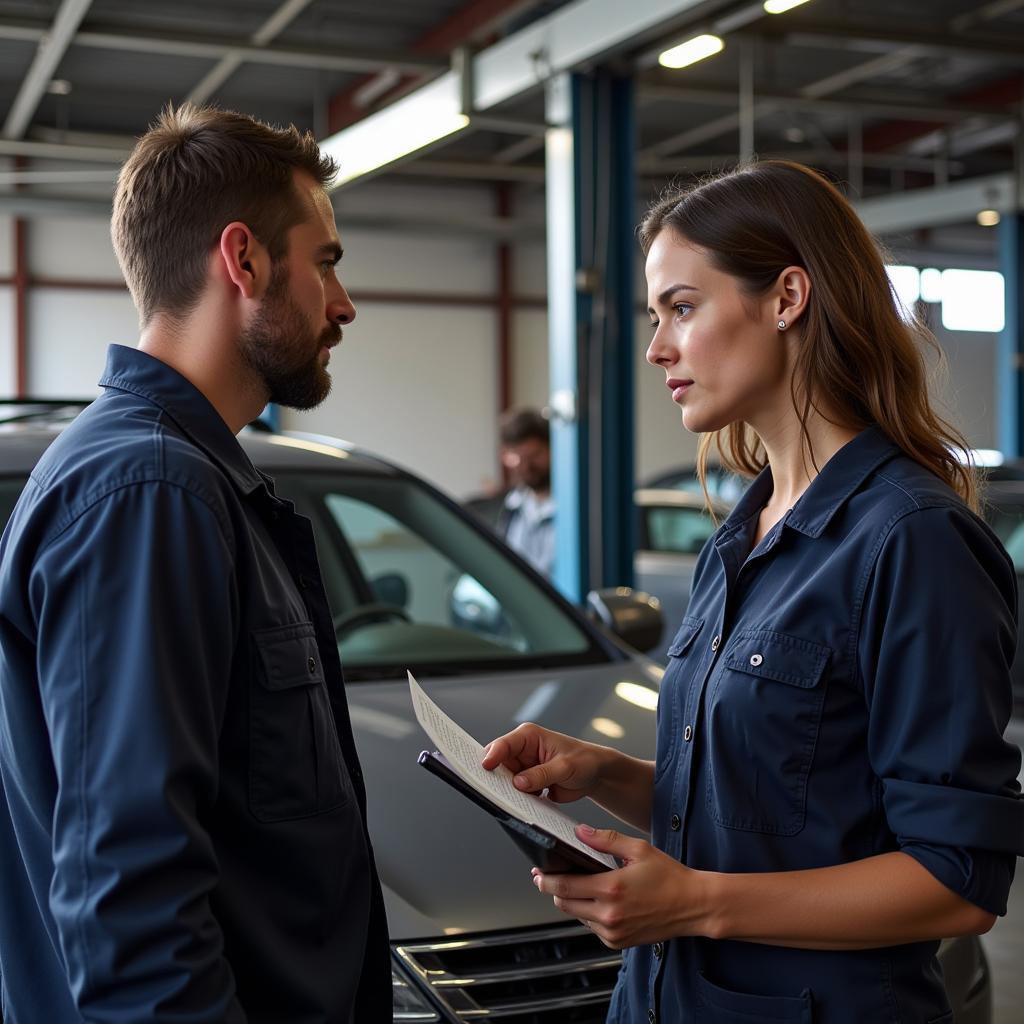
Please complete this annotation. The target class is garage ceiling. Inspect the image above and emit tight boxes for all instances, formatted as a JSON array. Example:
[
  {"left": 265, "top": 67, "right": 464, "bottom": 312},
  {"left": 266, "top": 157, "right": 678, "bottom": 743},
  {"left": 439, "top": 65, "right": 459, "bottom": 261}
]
[{"left": 0, "top": 0, "right": 1023, "bottom": 219}]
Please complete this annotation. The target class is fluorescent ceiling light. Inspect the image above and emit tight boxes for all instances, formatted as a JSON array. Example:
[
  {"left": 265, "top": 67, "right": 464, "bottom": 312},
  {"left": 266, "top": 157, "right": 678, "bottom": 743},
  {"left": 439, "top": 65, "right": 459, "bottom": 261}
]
[
  {"left": 658, "top": 34, "right": 724, "bottom": 70},
  {"left": 320, "top": 71, "right": 470, "bottom": 189},
  {"left": 976, "top": 209, "right": 1001, "bottom": 227},
  {"left": 764, "top": 0, "right": 814, "bottom": 13}
]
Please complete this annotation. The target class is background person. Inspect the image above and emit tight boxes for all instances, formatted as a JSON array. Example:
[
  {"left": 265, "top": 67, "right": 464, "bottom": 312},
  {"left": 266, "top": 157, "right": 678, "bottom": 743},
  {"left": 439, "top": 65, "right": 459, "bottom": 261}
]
[
  {"left": 496, "top": 407, "right": 555, "bottom": 577},
  {"left": 482, "top": 161, "right": 1024, "bottom": 1024},
  {"left": 0, "top": 105, "right": 390, "bottom": 1022}
]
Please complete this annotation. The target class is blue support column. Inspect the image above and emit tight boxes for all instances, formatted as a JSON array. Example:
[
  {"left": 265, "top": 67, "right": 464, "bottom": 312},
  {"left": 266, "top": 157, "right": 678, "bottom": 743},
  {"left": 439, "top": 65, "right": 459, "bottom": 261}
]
[
  {"left": 544, "top": 70, "right": 636, "bottom": 603},
  {"left": 998, "top": 213, "right": 1024, "bottom": 459}
]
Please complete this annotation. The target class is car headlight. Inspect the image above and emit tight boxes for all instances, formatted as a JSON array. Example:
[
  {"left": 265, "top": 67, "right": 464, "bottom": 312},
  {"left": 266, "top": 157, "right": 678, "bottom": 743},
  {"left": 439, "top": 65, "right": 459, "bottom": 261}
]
[{"left": 392, "top": 967, "right": 440, "bottom": 1022}]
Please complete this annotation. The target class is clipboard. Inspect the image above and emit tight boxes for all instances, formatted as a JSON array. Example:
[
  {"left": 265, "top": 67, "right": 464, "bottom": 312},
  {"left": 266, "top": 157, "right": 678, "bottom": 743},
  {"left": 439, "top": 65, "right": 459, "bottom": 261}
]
[{"left": 418, "top": 750, "right": 614, "bottom": 874}]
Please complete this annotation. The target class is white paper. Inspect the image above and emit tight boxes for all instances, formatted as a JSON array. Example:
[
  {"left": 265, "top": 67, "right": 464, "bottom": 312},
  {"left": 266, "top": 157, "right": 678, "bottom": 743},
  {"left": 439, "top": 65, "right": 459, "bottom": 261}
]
[{"left": 408, "top": 671, "right": 617, "bottom": 870}]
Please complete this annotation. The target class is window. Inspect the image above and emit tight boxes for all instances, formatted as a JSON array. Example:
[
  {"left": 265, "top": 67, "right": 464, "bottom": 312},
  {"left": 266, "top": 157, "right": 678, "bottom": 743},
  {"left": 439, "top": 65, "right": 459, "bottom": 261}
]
[{"left": 278, "top": 471, "right": 602, "bottom": 678}]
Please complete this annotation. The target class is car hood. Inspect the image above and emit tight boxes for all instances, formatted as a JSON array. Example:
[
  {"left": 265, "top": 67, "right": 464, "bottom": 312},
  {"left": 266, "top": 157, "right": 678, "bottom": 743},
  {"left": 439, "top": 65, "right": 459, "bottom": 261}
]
[{"left": 347, "top": 658, "right": 662, "bottom": 941}]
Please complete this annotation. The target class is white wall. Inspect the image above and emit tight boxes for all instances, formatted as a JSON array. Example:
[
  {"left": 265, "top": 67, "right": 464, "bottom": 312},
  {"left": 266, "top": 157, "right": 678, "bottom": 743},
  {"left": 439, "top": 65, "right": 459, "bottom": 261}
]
[
  {"left": 27, "top": 288, "right": 138, "bottom": 397},
  {"left": 0, "top": 287, "right": 15, "bottom": 397},
  {"left": 284, "top": 301, "right": 500, "bottom": 499}
]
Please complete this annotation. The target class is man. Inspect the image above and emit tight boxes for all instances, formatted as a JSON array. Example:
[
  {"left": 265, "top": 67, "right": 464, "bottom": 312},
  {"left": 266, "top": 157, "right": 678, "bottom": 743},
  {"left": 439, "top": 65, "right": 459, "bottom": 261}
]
[
  {"left": 0, "top": 106, "right": 390, "bottom": 1022},
  {"left": 495, "top": 408, "right": 554, "bottom": 577}
]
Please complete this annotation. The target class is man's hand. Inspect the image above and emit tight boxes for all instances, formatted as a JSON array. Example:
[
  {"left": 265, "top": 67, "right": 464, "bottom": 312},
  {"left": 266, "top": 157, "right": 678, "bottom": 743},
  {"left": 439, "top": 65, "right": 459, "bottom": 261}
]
[
  {"left": 481, "top": 723, "right": 608, "bottom": 803},
  {"left": 530, "top": 825, "right": 713, "bottom": 949}
]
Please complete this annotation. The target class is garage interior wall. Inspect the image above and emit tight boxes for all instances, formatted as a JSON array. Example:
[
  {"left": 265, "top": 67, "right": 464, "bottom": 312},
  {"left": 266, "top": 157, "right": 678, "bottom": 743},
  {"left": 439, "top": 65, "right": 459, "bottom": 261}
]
[{"left": 0, "top": 178, "right": 1000, "bottom": 496}]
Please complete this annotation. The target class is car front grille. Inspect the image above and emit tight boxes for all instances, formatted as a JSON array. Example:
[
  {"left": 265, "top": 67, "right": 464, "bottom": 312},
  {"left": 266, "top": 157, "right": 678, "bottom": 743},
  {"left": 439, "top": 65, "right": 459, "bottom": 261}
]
[{"left": 393, "top": 922, "right": 622, "bottom": 1021}]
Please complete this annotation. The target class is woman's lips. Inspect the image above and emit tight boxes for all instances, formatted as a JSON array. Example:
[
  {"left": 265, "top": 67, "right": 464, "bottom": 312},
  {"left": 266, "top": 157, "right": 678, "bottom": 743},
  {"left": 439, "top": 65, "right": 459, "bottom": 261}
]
[{"left": 667, "top": 378, "right": 693, "bottom": 402}]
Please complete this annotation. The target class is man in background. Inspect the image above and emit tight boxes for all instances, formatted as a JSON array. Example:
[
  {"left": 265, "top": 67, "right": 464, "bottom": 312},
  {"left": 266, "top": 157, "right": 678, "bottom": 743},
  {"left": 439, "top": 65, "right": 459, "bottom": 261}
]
[
  {"left": 495, "top": 407, "right": 555, "bottom": 577},
  {"left": 0, "top": 105, "right": 390, "bottom": 1022}
]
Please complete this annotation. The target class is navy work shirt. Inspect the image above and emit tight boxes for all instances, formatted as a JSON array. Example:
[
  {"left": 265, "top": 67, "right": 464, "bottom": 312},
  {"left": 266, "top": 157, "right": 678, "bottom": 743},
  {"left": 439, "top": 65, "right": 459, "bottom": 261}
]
[
  {"left": 611, "top": 426, "right": 1024, "bottom": 1024},
  {"left": 0, "top": 346, "right": 391, "bottom": 1022}
]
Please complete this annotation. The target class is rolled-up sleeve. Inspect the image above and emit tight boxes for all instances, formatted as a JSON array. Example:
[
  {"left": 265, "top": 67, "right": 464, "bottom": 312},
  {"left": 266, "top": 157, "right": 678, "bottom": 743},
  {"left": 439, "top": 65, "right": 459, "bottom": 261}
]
[
  {"left": 858, "top": 503, "right": 1024, "bottom": 915},
  {"left": 32, "top": 481, "right": 246, "bottom": 1022}
]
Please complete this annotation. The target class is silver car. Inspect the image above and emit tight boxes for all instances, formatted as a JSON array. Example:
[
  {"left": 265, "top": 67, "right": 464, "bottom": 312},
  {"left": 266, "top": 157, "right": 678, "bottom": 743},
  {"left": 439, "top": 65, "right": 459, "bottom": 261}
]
[
  {"left": 0, "top": 409, "right": 992, "bottom": 1024},
  {"left": 634, "top": 488, "right": 731, "bottom": 663}
]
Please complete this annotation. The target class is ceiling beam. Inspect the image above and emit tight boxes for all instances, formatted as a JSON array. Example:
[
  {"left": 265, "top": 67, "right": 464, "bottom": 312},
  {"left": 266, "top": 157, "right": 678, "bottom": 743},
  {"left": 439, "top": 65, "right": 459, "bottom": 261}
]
[
  {"left": 855, "top": 172, "right": 1017, "bottom": 234},
  {"left": 3, "top": 0, "right": 94, "bottom": 139},
  {"left": 640, "top": 83, "right": 1015, "bottom": 123},
  {"left": 0, "top": 18, "right": 448, "bottom": 74},
  {"left": 758, "top": 20, "right": 1024, "bottom": 63},
  {"left": 186, "top": 0, "right": 317, "bottom": 105},
  {"left": 0, "top": 138, "right": 129, "bottom": 163}
]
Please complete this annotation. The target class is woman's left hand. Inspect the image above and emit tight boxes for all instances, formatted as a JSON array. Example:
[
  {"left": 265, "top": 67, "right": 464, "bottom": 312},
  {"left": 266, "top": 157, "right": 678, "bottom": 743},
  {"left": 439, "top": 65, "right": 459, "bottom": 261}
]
[{"left": 532, "top": 824, "right": 712, "bottom": 949}]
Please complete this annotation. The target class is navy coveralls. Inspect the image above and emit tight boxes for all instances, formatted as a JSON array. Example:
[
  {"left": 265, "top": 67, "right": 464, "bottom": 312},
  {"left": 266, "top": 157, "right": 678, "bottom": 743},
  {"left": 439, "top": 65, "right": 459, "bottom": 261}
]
[
  {"left": 611, "top": 426, "right": 1024, "bottom": 1023},
  {"left": 0, "top": 346, "right": 391, "bottom": 1022}
]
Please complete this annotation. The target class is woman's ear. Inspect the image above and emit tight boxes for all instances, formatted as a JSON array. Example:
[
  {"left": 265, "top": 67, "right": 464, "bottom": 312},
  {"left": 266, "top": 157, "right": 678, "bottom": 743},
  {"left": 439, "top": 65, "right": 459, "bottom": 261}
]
[
  {"left": 218, "top": 221, "right": 270, "bottom": 300},
  {"left": 775, "top": 265, "right": 811, "bottom": 331}
]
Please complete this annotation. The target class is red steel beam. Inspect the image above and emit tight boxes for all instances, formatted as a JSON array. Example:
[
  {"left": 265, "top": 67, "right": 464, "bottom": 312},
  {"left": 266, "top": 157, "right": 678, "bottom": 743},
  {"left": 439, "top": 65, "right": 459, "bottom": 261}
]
[
  {"left": 327, "top": 0, "right": 542, "bottom": 134},
  {"left": 862, "top": 72, "right": 1024, "bottom": 154},
  {"left": 495, "top": 182, "right": 513, "bottom": 412}
]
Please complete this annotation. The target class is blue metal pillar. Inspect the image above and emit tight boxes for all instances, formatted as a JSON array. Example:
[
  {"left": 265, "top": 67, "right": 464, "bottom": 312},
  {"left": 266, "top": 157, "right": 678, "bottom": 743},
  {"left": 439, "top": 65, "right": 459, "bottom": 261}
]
[
  {"left": 544, "top": 70, "right": 636, "bottom": 603},
  {"left": 998, "top": 213, "right": 1024, "bottom": 459}
]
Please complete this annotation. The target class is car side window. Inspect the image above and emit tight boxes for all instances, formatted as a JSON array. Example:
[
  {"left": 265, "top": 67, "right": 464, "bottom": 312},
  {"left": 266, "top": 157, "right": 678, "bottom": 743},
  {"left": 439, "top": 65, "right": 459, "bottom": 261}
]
[{"left": 644, "top": 505, "right": 716, "bottom": 555}]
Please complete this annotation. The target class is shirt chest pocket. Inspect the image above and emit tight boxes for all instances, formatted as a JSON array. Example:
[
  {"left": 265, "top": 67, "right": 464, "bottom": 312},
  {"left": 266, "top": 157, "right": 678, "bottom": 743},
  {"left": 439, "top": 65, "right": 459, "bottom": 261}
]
[
  {"left": 705, "top": 629, "right": 830, "bottom": 836},
  {"left": 249, "top": 622, "right": 351, "bottom": 823}
]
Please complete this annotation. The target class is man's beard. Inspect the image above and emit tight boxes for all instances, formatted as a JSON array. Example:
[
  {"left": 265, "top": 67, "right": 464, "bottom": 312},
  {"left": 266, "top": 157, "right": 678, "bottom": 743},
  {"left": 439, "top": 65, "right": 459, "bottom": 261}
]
[{"left": 239, "top": 264, "right": 341, "bottom": 411}]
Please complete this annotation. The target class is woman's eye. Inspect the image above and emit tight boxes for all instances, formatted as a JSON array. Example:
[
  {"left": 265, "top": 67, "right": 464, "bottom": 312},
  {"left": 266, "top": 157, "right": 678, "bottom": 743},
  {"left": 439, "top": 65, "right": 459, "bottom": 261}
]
[
  {"left": 673, "top": 303, "right": 693, "bottom": 318},
  {"left": 648, "top": 320, "right": 659, "bottom": 330}
]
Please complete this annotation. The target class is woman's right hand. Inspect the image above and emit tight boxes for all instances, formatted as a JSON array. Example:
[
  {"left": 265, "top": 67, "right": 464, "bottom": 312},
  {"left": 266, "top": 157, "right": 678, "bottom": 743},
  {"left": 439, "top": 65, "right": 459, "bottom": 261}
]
[{"left": 481, "top": 723, "right": 607, "bottom": 804}]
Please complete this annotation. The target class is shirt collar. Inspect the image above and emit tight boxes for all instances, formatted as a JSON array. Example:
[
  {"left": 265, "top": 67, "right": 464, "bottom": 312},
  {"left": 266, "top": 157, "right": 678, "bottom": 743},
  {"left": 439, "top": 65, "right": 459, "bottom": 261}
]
[
  {"left": 97, "top": 344, "right": 266, "bottom": 496},
  {"left": 718, "top": 425, "right": 901, "bottom": 541}
]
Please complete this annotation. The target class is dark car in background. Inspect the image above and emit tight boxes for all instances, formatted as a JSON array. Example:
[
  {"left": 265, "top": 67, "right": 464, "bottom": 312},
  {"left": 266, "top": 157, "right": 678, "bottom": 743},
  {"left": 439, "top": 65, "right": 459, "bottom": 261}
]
[{"left": 0, "top": 405, "right": 993, "bottom": 1024}]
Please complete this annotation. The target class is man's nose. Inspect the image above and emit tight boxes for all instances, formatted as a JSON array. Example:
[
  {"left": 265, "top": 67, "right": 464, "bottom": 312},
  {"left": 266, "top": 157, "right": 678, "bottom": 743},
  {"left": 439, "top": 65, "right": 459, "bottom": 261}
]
[{"left": 328, "top": 283, "right": 356, "bottom": 326}]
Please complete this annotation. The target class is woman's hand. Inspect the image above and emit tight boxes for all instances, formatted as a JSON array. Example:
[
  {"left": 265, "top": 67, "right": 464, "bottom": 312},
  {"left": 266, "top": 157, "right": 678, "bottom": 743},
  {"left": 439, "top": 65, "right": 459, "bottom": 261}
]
[
  {"left": 531, "top": 825, "right": 713, "bottom": 949},
  {"left": 481, "top": 723, "right": 607, "bottom": 803}
]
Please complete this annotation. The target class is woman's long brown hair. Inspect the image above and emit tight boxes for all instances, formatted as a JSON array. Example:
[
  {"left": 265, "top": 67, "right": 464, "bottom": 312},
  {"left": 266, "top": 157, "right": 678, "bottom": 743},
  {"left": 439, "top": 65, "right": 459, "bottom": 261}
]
[{"left": 639, "top": 160, "right": 979, "bottom": 513}]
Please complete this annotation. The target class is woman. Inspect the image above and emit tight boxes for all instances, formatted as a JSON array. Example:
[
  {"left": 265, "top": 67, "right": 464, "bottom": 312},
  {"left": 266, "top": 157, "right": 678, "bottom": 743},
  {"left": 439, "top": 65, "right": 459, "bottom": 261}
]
[{"left": 482, "top": 161, "right": 1024, "bottom": 1023}]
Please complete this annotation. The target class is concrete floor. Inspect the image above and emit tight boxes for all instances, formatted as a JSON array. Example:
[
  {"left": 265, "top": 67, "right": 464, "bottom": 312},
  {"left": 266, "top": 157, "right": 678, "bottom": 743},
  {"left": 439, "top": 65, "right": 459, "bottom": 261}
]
[{"left": 980, "top": 716, "right": 1024, "bottom": 1024}]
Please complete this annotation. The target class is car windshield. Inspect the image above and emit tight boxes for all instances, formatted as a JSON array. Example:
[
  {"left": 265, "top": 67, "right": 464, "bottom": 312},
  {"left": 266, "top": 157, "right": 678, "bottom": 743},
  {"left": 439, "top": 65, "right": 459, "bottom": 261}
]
[
  {"left": 266, "top": 470, "right": 608, "bottom": 680},
  {"left": 985, "top": 495, "right": 1024, "bottom": 573}
]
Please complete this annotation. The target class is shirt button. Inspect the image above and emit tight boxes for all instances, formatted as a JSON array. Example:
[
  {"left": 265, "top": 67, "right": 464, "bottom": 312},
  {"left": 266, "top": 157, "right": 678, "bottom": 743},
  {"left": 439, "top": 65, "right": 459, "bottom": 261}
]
[
  {"left": 670, "top": 813, "right": 681, "bottom": 831},
  {"left": 711, "top": 634, "right": 721, "bottom": 651},
  {"left": 683, "top": 725, "right": 692, "bottom": 742},
  {"left": 750, "top": 653, "right": 763, "bottom": 667},
  {"left": 648, "top": 1010, "right": 657, "bottom": 1024},
  {"left": 653, "top": 941, "right": 664, "bottom": 960},
  {"left": 307, "top": 657, "right": 317, "bottom": 674}
]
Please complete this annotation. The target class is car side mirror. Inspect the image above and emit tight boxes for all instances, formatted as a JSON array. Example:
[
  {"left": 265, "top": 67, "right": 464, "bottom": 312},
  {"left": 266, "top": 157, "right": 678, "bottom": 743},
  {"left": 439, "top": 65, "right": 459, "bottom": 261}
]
[{"left": 586, "top": 587, "right": 664, "bottom": 654}]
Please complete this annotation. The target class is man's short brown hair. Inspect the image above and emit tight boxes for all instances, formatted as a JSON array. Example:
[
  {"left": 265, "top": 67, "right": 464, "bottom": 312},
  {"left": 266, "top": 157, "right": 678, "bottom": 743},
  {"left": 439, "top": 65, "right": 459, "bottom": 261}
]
[
  {"left": 499, "top": 408, "right": 550, "bottom": 447},
  {"left": 112, "top": 103, "right": 337, "bottom": 325}
]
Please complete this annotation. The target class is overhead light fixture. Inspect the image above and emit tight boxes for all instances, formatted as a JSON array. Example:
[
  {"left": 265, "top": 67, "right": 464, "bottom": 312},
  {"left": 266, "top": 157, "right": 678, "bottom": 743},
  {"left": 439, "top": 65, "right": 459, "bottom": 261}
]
[
  {"left": 47, "top": 79, "right": 72, "bottom": 96},
  {"left": 320, "top": 70, "right": 470, "bottom": 189},
  {"left": 763, "top": 0, "right": 814, "bottom": 13},
  {"left": 658, "top": 34, "right": 724, "bottom": 71},
  {"left": 977, "top": 209, "right": 1001, "bottom": 227}
]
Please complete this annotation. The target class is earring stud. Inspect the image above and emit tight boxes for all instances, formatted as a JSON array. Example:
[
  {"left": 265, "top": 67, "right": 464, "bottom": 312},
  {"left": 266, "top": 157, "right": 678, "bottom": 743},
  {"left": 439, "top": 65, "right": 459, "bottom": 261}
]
[{"left": 778, "top": 320, "right": 787, "bottom": 330}]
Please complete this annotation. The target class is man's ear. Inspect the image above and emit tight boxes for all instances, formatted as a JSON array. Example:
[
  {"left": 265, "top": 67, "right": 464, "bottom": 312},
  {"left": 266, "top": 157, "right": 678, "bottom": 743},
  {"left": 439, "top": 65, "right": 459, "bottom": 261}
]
[{"left": 218, "top": 221, "right": 270, "bottom": 300}]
